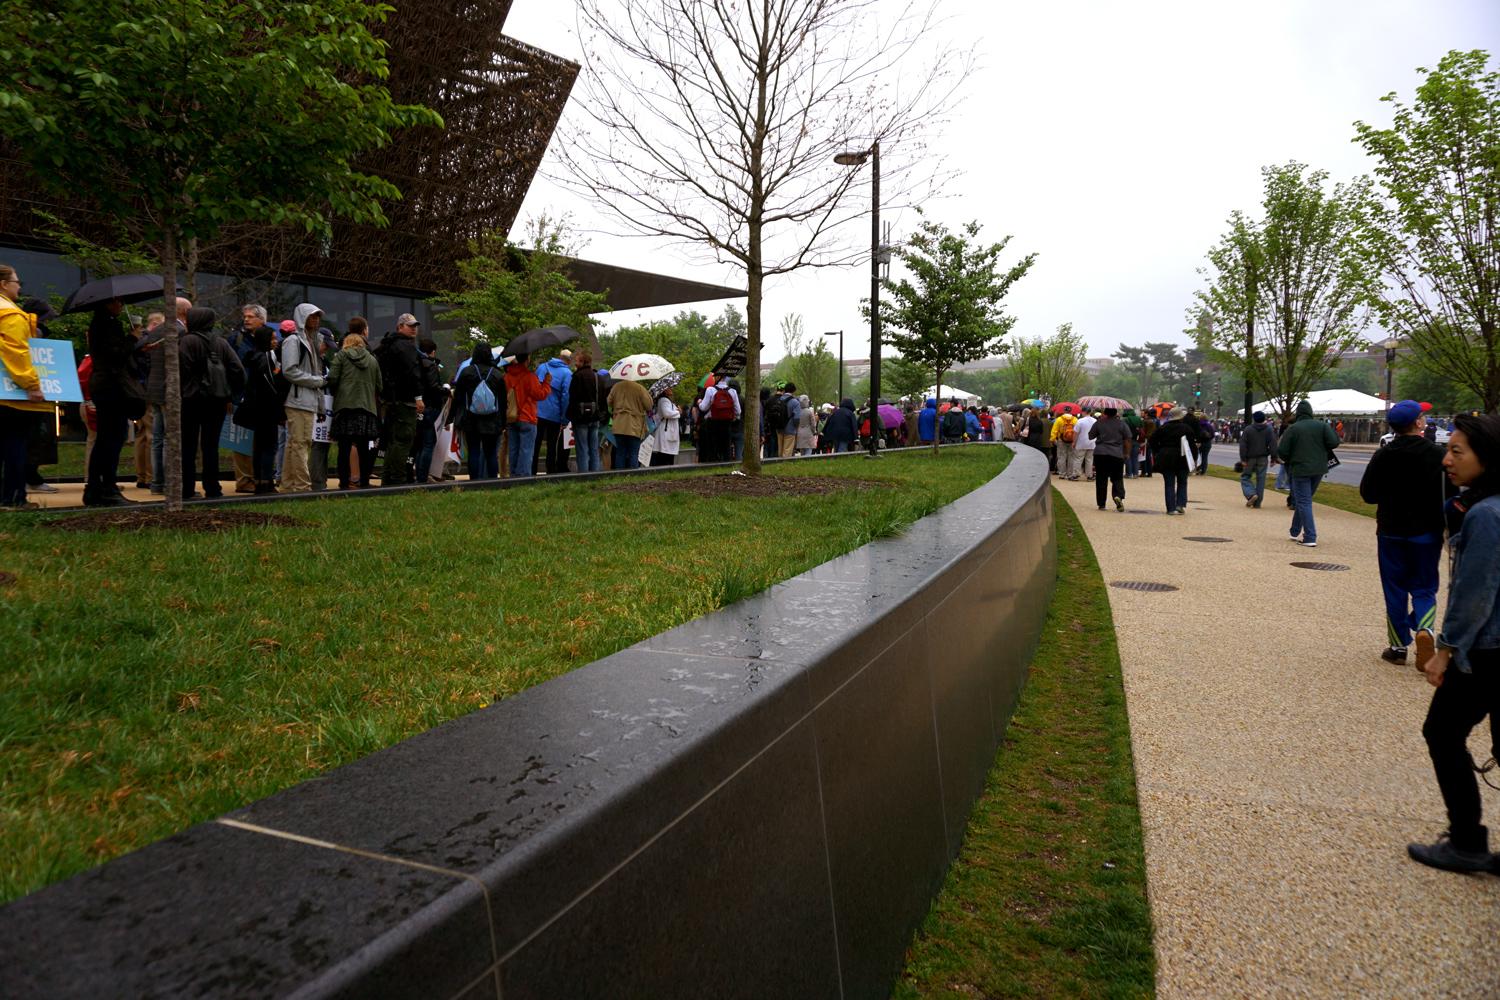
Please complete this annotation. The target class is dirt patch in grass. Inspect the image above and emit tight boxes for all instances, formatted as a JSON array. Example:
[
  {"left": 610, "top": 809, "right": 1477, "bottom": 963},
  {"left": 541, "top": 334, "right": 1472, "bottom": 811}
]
[
  {"left": 605, "top": 473, "right": 892, "bottom": 498},
  {"left": 43, "top": 510, "right": 304, "bottom": 534},
  {"left": 0, "top": 570, "right": 14, "bottom": 586}
]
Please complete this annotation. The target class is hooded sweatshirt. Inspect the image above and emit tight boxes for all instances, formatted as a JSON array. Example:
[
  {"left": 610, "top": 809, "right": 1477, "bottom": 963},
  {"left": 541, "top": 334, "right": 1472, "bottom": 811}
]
[
  {"left": 281, "top": 303, "right": 327, "bottom": 414},
  {"left": 1359, "top": 432, "right": 1450, "bottom": 537},
  {"left": 823, "top": 398, "right": 858, "bottom": 446},
  {"left": 535, "top": 357, "right": 573, "bottom": 423},
  {"left": 918, "top": 398, "right": 938, "bottom": 442},
  {"left": 327, "top": 345, "right": 382, "bottom": 416},
  {"left": 179, "top": 307, "right": 244, "bottom": 403},
  {"left": 1275, "top": 400, "right": 1340, "bottom": 478}
]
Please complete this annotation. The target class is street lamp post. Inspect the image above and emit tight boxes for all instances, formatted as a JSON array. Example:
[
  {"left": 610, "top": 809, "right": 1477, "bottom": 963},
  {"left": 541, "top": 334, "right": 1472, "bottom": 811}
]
[
  {"left": 823, "top": 330, "right": 844, "bottom": 402},
  {"left": 1194, "top": 367, "right": 1203, "bottom": 408},
  {"left": 1383, "top": 336, "right": 1401, "bottom": 410},
  {"left": 835, "top": 140, "right": 880, "bottom": 457},
  {"left": 1215, "top": 376, "right": 1222, "bottom": 420}
]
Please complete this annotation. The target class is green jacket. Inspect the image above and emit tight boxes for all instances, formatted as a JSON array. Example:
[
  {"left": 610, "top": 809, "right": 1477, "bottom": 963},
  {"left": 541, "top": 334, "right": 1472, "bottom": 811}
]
[
  {"left": 1275, "top": 400, "right": 1340, "bottom": 478},
  {"left": 327, "top": 346, "right": 383, "bottom": 415}
]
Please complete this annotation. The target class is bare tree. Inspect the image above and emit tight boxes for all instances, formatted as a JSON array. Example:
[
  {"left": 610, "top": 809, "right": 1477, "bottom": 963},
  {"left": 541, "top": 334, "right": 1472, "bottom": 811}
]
[{"left": 560, "top": 0, "right": 965, "bottom": 472}]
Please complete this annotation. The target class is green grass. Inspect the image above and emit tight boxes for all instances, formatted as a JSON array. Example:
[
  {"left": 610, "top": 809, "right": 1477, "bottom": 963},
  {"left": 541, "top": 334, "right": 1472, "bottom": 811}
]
[
  {"left": 0, "top": 447, "right": 1009, "bottom": 903},
  {"left": 1204, "top": 465, "right": 1372, "bottom": 518},
  {"left": 892, "top": 493, "right": 1155, "bottom": 1000}
]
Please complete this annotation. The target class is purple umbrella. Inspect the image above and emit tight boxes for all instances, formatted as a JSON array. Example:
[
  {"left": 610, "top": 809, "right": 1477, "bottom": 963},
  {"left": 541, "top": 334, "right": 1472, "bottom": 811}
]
[{"left": 878, "top": 403, "right": 903, "bottom": 429}]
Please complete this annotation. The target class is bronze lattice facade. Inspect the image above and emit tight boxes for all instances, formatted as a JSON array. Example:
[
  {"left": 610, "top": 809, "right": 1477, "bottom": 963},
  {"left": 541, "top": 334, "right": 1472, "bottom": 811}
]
[{"left": 0, "top": 1, "right": 577, "bottom": 298}]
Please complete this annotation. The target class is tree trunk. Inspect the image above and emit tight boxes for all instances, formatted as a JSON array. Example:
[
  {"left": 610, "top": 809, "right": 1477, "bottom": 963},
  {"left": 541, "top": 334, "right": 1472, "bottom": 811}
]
[
  {"left": 740, "top": 253, "right": 763, "bottom": 476},
  {"left": 184, "top": 237, "right": 199, "bottom": 301},
  {"left": 161, "top": 233, "right": 183, "bottom": 512}
]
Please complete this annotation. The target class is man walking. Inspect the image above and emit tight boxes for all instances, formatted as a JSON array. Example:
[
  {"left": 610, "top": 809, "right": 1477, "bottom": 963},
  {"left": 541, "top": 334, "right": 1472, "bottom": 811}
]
[
  {"left": 1359, "top": 399, "right": 1450, "bottom": 669},
  {"left": 1238, "top": 410, "right": 1278, "bottom": 508},
  {"left": 1088, "top": 406, "right": 1130, "bottom": 511},
  {"left": 279, "top": 303, "right": 329, "bottom": 492},
  {"left": 1074, "top": 410, "right": 1097, "bottom": 481},
  {"left": 375, "top": 313, "right": 426, "bottom": 484},
  {"left": 1051, "top": 409, "right": 1079, "bottom": 479},
  {"left": 776, "top": 383, "right": 801, "bottom": 458},
  {"left": 1276, "top": 400, "right": 1341, "bottom": 547}
]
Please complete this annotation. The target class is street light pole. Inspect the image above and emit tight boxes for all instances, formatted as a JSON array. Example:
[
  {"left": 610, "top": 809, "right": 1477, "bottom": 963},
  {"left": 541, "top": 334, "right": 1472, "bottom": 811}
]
[
  {"left": 823, "top": 330, "right": 844, "bottom": 401},
  {"left": 1194, "top": 367, "right": 1202, "bottom": 408},
  {"left": 835, "top": 139, "right": 881, "bottom": 457},
  {"left": 1383, "top": 337, "right": 1401, "bottom": 410}
]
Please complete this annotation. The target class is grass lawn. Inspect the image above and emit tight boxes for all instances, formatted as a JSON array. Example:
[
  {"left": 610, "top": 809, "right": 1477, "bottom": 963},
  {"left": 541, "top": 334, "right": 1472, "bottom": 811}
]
[
  {"left": 892, "top": 493, "right": 1155, "bottom": 1000},
  {"left": 1204, "top": 466, "right": 1372, "bottom": 518},
  {"left": 0, "top": 446, "right": 1009, "bottom": 903}
]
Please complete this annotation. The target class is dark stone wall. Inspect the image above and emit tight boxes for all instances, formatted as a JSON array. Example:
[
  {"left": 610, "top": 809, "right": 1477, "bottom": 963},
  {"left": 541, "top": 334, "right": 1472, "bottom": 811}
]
[{"left": 0, "top": 444, "right": 1055, "bottom": 999}]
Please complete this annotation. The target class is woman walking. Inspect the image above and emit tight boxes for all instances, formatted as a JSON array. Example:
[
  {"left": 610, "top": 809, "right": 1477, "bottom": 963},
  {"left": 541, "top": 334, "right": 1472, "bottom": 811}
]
[
  {"left": 232, "top": 325, "right": 287, "bottom": 494},
  {"left": 1147, "top": 407, "right": 1197, "bottom": 515},
  {"left": 1408, "top": 414, "right": 1500, "bottom": 873},
  {"left": 326, "top": 332, "right": 383, "bottom": 488}
]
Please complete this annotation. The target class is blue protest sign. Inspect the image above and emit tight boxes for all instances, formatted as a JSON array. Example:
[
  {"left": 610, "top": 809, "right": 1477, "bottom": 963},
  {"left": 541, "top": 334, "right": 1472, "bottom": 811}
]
[
  {"left": 219, "top": 416, "right": 254, "bottom": 456},
  {"left": 0, "top": 339, "right": 83, "bottom": 403}
]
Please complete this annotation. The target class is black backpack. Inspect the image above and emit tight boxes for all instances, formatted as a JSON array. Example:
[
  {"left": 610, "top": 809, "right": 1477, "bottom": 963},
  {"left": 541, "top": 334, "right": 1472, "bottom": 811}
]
[{"left": 766, "top": 393, "right": 789, "bottom": 430}]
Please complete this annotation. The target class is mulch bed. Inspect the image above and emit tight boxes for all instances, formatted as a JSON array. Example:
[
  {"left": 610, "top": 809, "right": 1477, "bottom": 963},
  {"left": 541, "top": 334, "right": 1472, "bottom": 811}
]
[
  {"left": 44, "top": 510, "right": 304, "bottom": 534},
  {"left": 0, "top": 571, "right": 15, "bottom": 586},
  {"left": 605, "top": 473, "right": 892, "bottom": 498}
]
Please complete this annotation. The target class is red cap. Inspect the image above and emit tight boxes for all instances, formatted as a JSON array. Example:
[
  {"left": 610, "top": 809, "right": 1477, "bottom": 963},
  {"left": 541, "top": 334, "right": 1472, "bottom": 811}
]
[{"left": 1419, "top": 401, "right": 1433, "bottom": 412}]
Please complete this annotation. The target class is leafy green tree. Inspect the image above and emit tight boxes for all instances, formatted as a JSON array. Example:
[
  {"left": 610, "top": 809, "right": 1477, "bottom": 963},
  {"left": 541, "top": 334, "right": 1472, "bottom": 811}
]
[
  {"left": 442, "top": 216, "right": 609, "bottom": 357},
  {"left": 0, "top": 0, "right": 439, "bottom": 509},
  {"left": 1110, "top": 341, "right": 1189, "bottom": 407},
  {"left": 873, "top": 217, "right": 1035, "bottom": 452},
  {"left": 1194, "top": 162, "right": 1379, "bottom": 418},
  {"left": 1001, "top": 323, "right": 1089, "bottom": 403},
  {"left": 769, "top": 315, "right": 841, "bottom": 407},
  {"left": 1354, "top": 50, "right": 1500, "bottom": 412}
]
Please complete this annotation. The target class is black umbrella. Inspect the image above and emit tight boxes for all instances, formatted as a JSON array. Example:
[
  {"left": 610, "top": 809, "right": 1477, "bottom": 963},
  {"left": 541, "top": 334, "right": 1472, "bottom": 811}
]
[
  {"left": 502, "top": 324, "right": 580, "bottom": 358},
  {"left": 61, "top": 273, "right": 177, "bottom": 314}
]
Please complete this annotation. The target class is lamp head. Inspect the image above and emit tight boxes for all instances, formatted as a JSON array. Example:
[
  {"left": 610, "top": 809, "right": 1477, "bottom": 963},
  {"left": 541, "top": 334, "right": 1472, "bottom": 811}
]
[{"left": 834, "top": 151, "right": 869, "bottom": 166}]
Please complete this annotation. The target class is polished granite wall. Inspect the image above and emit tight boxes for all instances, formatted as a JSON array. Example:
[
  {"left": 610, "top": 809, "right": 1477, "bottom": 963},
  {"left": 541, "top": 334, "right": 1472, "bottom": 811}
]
[{"left": 0, "top": 444, "right": 1056, "bottom": 999}]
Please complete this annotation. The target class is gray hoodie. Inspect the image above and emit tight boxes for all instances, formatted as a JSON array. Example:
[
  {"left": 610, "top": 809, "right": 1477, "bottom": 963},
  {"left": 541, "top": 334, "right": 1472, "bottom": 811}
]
[{"left": 281, "top": 303, "right": 327, "bottom": 414}]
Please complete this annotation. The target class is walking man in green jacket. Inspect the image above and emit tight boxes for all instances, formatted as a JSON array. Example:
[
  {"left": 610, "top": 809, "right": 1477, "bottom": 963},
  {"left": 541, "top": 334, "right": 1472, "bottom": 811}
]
[{"left": 1276, "top": 399, "right": 1341, "bottom": 547}]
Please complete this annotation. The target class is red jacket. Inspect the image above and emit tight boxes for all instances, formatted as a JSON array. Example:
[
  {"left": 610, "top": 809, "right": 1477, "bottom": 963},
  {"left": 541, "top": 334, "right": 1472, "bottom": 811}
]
[{"left": 504, "top": 364, "right": 552, "bottom": 425}]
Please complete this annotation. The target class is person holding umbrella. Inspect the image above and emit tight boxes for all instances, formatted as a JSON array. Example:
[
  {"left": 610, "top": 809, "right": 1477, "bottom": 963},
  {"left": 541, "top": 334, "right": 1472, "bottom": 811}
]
[
  {"left": 650, "top": 378, "right": 683, "bottom": 467},
  {"left": 503, "top": 353, "right": 552, "bottom": 477}
]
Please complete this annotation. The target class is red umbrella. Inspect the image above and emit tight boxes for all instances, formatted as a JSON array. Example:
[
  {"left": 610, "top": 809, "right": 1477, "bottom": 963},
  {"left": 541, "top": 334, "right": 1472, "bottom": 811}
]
[{"left": 1051, "top": 401, "right": 1081, "bottom": 416}]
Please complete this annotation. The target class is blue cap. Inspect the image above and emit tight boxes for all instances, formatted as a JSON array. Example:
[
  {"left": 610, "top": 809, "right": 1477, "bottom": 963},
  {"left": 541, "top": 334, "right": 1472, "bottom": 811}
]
[{"left": 1388, "top": 399, "right": 1422, "bottom": 427}]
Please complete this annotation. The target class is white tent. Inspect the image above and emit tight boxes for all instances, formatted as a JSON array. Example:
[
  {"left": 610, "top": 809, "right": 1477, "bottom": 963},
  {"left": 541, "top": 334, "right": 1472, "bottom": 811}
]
[
  {"left": 920, "top": 384, "right": 979, "bottom": 402},
  {"left": 1239, "top": 388, "right": 1388, "bottom": 416}
]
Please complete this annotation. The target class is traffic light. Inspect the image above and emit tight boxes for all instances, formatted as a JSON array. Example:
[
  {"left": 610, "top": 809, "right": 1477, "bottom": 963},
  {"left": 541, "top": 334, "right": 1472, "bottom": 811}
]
[{"left": 1194, "top": 389, "right": 1201, "bottom": 398}]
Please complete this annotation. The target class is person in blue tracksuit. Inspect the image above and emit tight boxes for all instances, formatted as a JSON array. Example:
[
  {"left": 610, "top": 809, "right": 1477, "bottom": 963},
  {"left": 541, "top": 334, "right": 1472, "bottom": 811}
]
[
  {"left": 1359, "top": 399, "right": 1453, "bottom": 670},
  {"left": 917, "top": 398, "right": 937, "bottom": 444}
]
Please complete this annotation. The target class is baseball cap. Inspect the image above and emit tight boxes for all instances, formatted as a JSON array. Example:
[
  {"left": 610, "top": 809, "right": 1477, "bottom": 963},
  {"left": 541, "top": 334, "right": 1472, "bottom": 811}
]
[
  {"left": 397, "top": 313, "right": 419, "bottom": 327},
  {"left": 1387, "top": 399, "right": 1422, "bottom": 427},
  {"left": 279, "top": 319, "right": 297, "bottom": 333}
]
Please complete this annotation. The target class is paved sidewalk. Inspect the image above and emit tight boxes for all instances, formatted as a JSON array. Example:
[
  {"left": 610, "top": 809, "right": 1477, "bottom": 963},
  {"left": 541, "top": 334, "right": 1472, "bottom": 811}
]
[{"left": 1056, "top": 473, "right": 1500, "bottom": 999}]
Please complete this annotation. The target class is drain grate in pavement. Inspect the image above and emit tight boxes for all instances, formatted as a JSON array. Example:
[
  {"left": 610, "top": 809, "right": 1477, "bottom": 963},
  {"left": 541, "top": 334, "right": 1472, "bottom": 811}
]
[
  {"left": 1110, "top": 580, "right": 1179, "bottom": 592},
  {"left": 1183, "top": 536, "right": 1232, "bottom": 543},
  {"left": 1290, "top": 561, "right": 1350, "bottom": 572}
]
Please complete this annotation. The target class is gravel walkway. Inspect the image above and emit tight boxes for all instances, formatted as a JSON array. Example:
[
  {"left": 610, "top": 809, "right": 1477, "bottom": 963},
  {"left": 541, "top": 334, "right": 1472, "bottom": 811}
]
[{"left": 1057, "top": 473, "right": 1500, "bottom": 999}]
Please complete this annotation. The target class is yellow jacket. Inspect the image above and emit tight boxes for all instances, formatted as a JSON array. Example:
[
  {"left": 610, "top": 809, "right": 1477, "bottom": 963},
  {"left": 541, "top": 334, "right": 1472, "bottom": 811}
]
[
  {"left": 1050, "top": 412, "right": 1077, "bottom": 443},
  {"left": 0, "top": 296, "right": 51, "bottom": 413}
]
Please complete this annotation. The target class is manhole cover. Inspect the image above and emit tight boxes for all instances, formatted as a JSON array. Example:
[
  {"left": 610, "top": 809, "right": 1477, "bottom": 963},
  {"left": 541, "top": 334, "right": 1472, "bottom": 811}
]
[
  {"left": 1290, "top": 561, "right": 1350, "bottom": 572},
  {"left": 1183, "top": 536, "right": 1232, "bottom": 543},
  {"left": 1109, "top": 581, "right": 1179, "bottom": 592}
]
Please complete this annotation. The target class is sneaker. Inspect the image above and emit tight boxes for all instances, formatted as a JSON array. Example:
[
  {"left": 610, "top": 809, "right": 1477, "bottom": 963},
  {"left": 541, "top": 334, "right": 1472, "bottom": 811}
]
[
  {"left": 149, "top": 484, "right": 164, "bottom": 495},
  {"left": 1415, "top": 630, "right": 1436, "bottom": 672},
  {"left": 1407, "top": 832, "right": 1493, "bottom": 874},
  {"left": 1114, "top": 497, "right": 1124, "bottom": 511},
  {"left": 1097, "top": 505, "right": 1106, "bottom": 511},
  {"left": 1176, "top": 507, "right": 1187, "bottom": 514},
  {"left": 136, "top": 481, "right": 151, "bottom": 490},
  {"left": 1381, "top": 646, "right": 1408, "bottom": 666},
  {"left": 30, "top": 482, "right": 59, "bottom": 494},
  {"left": 1246, "top": 497, "right": 1255, "bottom": 507},
  {"left": 1300, "top": 539, "right": 1318, "bottom": 547},
  {"left": 2, "top": 501, "right": 42, "bottom": 511},
  {"left": 1252, "top": 498, "right": 1262, "bottom": 508},
  {"left": 1290, "top": 532, "right": 1302, "bottom": 542}
]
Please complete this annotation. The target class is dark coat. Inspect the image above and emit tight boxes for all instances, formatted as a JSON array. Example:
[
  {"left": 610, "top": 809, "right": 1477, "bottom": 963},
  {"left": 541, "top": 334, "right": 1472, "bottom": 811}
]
[
  {"left": 450, "top": 361, "right": 508, "bottom": 435},
  {"left": 1275, "top": 401, "right": 1341, "bottom": 478},
  {"left": 86, "top": 309, "right": 146, "bottom": 411},
  {"left": 1025, "top": 414, "right": 1046, "bottom": 449},
  {"left": 233, "top": 347, "right": 286, "bottom": 429},
  {"left": 1148, "top": 418, "right": 1198, "bottom": 472},
  {"left": 178, "top": 309, "right": 245, "bottom": 403},
  {"left": 375, "top": 332, "right": 424, "bottom": 404},
  {"left": 823, "top": 399, "right": 858, "bottom": 446},
  {"left": 1360, "top": 433, "right": 1451, "bottom": 537},
  {"left": 565, "top": 365, "right": 605, "bottom": 424}
]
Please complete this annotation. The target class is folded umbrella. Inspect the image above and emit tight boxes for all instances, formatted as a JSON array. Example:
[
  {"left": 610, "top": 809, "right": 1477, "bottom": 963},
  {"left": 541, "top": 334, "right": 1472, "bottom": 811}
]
[
  {"left": 62, "top": 273, "right": 178, "bottom": 314},
  {"left": 502, "top": 324, "right": 581, "bottom": 358}
]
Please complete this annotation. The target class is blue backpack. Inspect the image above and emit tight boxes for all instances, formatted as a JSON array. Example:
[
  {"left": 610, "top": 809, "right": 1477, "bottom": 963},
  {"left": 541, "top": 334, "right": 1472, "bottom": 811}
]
[{"left": 470, "top": 365, "right": 501, "bottom": 416}]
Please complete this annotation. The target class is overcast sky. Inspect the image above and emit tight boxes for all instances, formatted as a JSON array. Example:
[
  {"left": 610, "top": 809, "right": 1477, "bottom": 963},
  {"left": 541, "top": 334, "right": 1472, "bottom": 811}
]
[{"left": 504, "top": 0, "right": 1495, "bottom": 362}]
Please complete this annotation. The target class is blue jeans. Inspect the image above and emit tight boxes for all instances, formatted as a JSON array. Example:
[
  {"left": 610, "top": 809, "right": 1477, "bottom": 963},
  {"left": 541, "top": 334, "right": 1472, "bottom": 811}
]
[
  {"left": 835, "top": 441, "right": 850, "bottom": 453},
  {"left": 508, "top": 421, "right": 537, "bottom": 477},
  {"left": 1162, "top": 467, "right": 1188, "bottom": 511},
  {"left": 613, "top": 434, "right": 642, "bottom": 470},
  {"left": 1125, "top": 442, "right": 1139, "bottom": 476},
  {"left": 415, "top": 411, "right": 439, "bottom": 482},
  {"left": 1377, "top": 533, "right": 1443, "bottom": 648},
  {"left": 574, "top": 422, "right": 601, "bottom": 472},
  {"left": 1239, "top": 456, "right": 1268, "bottom": 501},
  {"left": 1289, "top": 474, "right": 1323, "bottom": 542}
]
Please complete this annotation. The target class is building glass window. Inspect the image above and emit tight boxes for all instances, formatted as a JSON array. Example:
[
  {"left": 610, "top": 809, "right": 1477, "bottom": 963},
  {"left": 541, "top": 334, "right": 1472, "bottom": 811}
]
[
  {"left": 1, "top": 248, "right": 83, "bottom": 306},
  {"left": 366, "top": 294, "right": 410, "bottom": 339},
  {"left": 306, "top": 285, "right": 365, "bottom": 336}
]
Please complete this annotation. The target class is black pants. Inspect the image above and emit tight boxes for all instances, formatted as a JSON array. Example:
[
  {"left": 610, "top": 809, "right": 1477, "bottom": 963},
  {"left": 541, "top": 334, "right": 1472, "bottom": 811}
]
[
  {"left": 181, "top": 398, "right": 227, "bottom": 497},
  {"left": 536, "top": 418, "right": 566, "bottom": 474},
  {"left": 88, "top": 398, "right": 131, "bottom": 496},
  {"left": 251, "top": 424, "right": 278, "bottom": 483},
  {"left": 336, "top": 435, "right": 376, "bottom": 488},
  {"left": 1423, "top": 649, "right": 1500, "bottom": 849},
  {"left": 1094, "top": 454, "right": 1125, "bottom": 507},
  {"left": 0, "top": 406, "right": 31, "bottom": 504},
  {"left": 701, "top": 419, "right": 730, "bottom": 463},
  {"left": 649, "top": 450, "right": 676, "bottom": 467}
]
